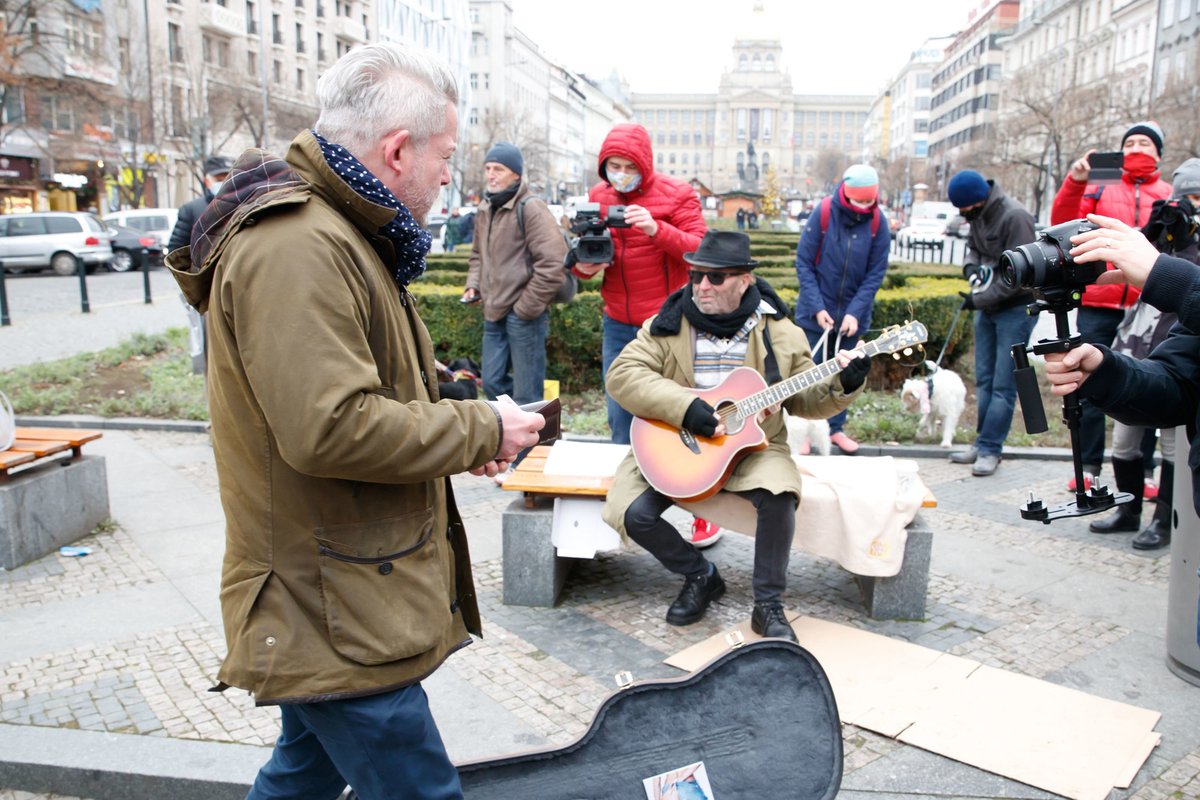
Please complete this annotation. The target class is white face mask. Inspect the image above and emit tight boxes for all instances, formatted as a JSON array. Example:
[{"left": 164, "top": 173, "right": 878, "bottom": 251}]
[
  {"left": 207, "top": 179, "right": 223, "bottom": 195},
  {"left": 848, "top": 198, "right": 874, "bottom": 211},
  {"left": 606, "top": 167, "right": 641, "bottom": 193}
]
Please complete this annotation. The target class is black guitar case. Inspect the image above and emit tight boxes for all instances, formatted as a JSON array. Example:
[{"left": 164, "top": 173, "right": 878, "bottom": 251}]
[{"left": 456, "top": 639, "right": 842, "bottom": 799}]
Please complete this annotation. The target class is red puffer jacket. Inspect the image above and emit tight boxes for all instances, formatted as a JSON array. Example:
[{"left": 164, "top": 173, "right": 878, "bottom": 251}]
[
  {"left": 582, "top": 124, "right": 708, "bottom": 326},
  {"left": 1050, "top": 171, "right": 1171, "bottom": 309}
]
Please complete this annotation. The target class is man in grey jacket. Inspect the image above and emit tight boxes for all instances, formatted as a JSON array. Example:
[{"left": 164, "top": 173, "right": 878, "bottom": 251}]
[
  {"left": 946, "top": 171, "right": 1038, "bottom": 477},
  {"left": 461, "top": 142, "right": 567, "bottom": 405}
]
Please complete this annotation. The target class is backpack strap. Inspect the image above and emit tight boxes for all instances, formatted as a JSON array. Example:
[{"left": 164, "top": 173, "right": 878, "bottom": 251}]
[
  {"left": 515, "top": 195, "right": 534, "bottom": 236},
  {"left": 814, "top": 196, "right": 880, "bottom": 262}
]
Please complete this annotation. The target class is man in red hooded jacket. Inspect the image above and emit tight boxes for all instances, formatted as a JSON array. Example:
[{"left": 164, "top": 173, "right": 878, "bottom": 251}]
[
  {"left": 574, "top": 123, "right": 715, "bottom": 546},
  {"left": 1050, "top": 121, "right": 1171, "bottom": 486}
]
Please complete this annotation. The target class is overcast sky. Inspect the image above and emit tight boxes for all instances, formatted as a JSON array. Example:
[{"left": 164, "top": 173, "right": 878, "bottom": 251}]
[{"left": 511, "top": 0, "right": 978, "bottom": 96}]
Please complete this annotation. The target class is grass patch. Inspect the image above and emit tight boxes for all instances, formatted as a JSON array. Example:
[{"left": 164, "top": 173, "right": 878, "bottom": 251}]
[{"left": 0, "top": 328, "right": 209, "bottom": 421}]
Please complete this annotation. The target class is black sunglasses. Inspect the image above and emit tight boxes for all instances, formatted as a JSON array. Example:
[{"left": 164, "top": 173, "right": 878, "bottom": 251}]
[{"left": 689, "top": 269, "right": 747, "bottom": 286}]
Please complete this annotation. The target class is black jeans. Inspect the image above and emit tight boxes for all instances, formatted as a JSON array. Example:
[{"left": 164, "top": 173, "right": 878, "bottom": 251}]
[
  {"left": 1075, "top": 307, "right": 1124, "bottom": 469},
  {"left": 624, "top": 486, "right": 798, "bottom": 603}
]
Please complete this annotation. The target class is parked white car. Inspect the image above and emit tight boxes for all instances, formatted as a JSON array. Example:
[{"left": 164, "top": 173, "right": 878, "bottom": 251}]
[
  {"left": 0, "top": 212, "right": 115, "bottom": 275},
  {"left": 896, "top": 217, "right": 948, "bottom": 247},
  {"left": 103, "top": 208, "right": 179, "bottom": 247}
]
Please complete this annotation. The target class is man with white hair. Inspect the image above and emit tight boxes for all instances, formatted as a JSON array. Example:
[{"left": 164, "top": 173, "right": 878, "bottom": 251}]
[{"left": 166, "top": 43, "right": 544, "bottom": 799}]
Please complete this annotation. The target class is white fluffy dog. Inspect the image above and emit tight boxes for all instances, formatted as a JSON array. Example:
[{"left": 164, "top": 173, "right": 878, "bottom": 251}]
[
  {"left": 784, "top": 412, "right": 832, "bottom": 457},
  {"left": 901, "top": 362, "right": 967, "bottom": 448}
]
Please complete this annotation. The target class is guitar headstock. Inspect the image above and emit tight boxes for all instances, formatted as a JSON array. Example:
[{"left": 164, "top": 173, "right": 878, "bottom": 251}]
[{"left": 870, "top": 321, "right": 929, "bottom": 360}]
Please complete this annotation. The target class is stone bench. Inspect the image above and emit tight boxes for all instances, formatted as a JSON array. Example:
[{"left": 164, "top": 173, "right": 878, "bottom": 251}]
[
  {"left": 499, "top": 444, "right": 935, "bottom": 619},
  {"left": 1, "top": 428, "right": 110, "bottom": 570}
]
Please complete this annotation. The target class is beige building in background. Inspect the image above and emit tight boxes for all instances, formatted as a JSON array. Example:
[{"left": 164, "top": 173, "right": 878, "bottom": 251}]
[{"left": 629, "top": 4, "right": 869, "bottom": 199}]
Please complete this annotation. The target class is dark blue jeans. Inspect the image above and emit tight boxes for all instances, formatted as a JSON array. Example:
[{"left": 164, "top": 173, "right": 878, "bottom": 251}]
[
  {"left": 602, "top": 314, "right": 642, "bottom": 444},
  {"left": 245, "top": 683, "right": 462, "bottom": 800},
  {"left": 803, "top": 328, "right": 858, "bottom": 435},
  {"left": 1075, "top": 307, "right": 1124, "bottom": 469},
  {"left": 482, "top": 310, "right": 549, "bottom": 405},
  {"left": 973, "top": 304, "right": 1038, "bottom": 456}
]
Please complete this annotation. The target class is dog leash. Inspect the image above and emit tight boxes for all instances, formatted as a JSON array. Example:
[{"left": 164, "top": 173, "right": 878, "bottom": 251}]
[{"left": 932, "top": 298, "right": 970, "bottom": 369}]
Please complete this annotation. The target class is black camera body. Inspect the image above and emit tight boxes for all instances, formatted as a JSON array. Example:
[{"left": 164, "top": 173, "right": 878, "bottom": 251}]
[
  {"left": 566, "top": 202, "right": 630, "bottom": 265},
  {"left": 999, "top": 219, "right": 1107, "bottom": 292}
]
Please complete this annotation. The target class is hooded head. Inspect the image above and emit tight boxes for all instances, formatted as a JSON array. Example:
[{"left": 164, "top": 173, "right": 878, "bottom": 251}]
[
  {"left": 841, "top": 164, "right": 879, "bottom": 209},
  {"left": 597, "top": 123, "right": 654, "bottom": 193}
]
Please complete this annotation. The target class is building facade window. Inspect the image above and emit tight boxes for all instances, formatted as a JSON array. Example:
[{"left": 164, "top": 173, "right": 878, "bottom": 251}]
[{"left": 168, "top": 22, "right": 183, "bottom": 63}]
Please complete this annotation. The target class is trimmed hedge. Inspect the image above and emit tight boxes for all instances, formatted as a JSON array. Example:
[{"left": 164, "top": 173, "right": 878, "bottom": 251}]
[{"left": 410, "top": 273, "right": 971, "bottom": 393}]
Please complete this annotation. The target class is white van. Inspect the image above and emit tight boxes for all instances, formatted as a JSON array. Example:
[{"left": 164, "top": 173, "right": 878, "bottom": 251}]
[{"left": 103, "top": 208, "right": 178, "bottom": 246}]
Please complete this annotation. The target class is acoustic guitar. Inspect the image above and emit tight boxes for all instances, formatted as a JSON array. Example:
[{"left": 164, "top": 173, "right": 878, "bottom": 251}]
[{"left": 630, "top": 321, "right": 928, "bottom": 502}]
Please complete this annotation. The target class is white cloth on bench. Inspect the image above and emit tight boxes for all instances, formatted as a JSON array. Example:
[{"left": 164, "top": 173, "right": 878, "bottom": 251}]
[{"left": 680, "top": 456, "right": 926, "bottom": 578}]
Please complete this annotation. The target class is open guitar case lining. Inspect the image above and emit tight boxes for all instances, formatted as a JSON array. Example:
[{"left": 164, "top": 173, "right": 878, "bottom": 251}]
[{"left": 456, "top": 640, "right": 843, "bottom": 799}]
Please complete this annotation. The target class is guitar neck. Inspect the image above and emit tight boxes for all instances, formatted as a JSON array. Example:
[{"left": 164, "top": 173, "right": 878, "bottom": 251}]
[{"left": 735, "top": 340, "right": 884, "bottom": 420}]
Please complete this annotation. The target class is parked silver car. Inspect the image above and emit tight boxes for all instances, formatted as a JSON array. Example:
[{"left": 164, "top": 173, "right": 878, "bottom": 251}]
[{"left": 0, "top": 211, "right": 115, "bottom": 275}]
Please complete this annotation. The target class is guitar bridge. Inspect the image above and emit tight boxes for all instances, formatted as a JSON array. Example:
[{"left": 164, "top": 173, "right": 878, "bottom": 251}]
[{"left": 678, "top": 429, "right": 701, "bottom": 454}]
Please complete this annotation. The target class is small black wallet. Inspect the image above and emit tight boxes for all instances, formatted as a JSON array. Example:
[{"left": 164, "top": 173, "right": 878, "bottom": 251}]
[{"left": 519, "top": 398, "right": 562, "bottom": 445}]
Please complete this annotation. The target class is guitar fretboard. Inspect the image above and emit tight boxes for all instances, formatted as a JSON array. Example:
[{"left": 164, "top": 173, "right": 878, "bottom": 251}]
[{"left": 729, "top": 339, "right": 889, "bottom": 421}]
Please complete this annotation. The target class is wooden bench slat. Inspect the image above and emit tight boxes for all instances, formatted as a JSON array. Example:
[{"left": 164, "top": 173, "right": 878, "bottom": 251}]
[
  {"left": 13, "top": 428, "right": 104, "bottom": 447},
  {"left": 9, "top": 439, "right": 72, "bottom": 458},
  {"left": 0, "top": 450, "right": 36, "bottom": 469}
]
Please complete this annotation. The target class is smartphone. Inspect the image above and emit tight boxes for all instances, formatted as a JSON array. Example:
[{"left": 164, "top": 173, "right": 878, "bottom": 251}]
[{"left": 1087, "top": 151, "right": 1124, "bottom": 183}]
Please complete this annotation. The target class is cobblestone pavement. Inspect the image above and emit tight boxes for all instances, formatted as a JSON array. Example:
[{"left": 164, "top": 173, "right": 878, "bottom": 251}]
[{"left": 2, "top": 432, "right": 1198, "bottom": 799}]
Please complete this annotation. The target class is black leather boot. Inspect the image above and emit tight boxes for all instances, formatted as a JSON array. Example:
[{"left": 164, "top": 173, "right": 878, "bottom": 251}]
[
  {"left": 1090, "top": 457, "right": 1143, "bottom": 533},
  {"left": 1133, "top": 463, "right": 1173, "bottom": 551},
  {"left": 666, "top": 565, "right": 725, "bottom": 626}
]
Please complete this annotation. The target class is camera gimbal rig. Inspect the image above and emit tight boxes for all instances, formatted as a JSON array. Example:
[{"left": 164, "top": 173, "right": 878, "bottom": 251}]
[{"left": 1011, "top": 286, "right": 1134, "bottom": 523}]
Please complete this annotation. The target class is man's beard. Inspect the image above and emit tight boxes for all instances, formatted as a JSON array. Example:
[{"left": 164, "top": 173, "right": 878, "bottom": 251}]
[{"left": 398, "top": 174, "right": 441, "bottom": 225}]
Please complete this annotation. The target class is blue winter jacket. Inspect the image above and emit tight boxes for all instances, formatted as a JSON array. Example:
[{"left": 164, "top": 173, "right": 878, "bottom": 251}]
[{"left": 793, "top": 186, "right": 890, "bottom": 336}]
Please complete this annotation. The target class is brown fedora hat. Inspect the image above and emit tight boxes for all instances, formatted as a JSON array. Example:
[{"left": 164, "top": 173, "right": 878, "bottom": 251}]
[{"left": 683, "top": 231, "right": 758, "bottom": 270}]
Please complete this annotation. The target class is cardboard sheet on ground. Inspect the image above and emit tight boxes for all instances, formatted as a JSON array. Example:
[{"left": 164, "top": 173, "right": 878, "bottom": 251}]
[{"left": 665, "top": 616, "right": 1161, "bottom": 800}]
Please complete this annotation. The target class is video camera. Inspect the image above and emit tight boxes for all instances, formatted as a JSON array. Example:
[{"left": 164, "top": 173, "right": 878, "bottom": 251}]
[
  {"left": 564, "top": 202, "right": 630, "bottom": 267},
  {"left": 1000, "top": 219, "right": 1133, "bottom": 524},
  {"left": 999, "top": 220, "right": 1107, "bottom": 293}
]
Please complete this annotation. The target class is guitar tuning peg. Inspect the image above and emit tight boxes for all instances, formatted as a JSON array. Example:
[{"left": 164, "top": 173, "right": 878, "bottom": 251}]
[
  {"left": 892, "top": 352, "right": 901, "bottom": 360},
  {"left": 903, "top": 347, "right": 913, "bottom": 356}
]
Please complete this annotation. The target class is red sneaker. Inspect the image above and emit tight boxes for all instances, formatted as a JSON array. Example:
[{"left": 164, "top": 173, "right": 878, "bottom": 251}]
[
  {"left": 1066, "top": 474, "right": 1093, "bottom": 491},
  {"left": 1143, "top": 479, "right": 1159, "bottom": 501},
  {"left": 690, "top": 517, "right": 723, "bottom": 548},
  {"left": 830, "top": 431, "right": 859, "bottom": 455}
]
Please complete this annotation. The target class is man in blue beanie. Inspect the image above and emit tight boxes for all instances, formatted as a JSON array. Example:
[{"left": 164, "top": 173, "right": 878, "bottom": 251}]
[
  {"left": 463, "top": 140, "right": 567, "bottom": 457},
  {"left": 946, "top": 170, "right": 1038, "bottom": 476}
]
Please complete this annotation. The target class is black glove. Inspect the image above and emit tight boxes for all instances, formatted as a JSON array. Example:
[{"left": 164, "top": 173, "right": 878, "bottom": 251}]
[
  {"left": 958, "top": 290, "right": 976, "bottom": 311},
  {"left": 963, "top": 264, "right": 981, "bottom": 285},
  {"left": 840, "top": 354, "right": 871, "bottom": 393},
  {"left": 682, "top": 398, "right": 720, "bottom": 438}
]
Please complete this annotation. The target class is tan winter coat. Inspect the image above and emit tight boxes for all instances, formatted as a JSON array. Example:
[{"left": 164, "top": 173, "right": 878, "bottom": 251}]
[
  {"left": 601, "top": 308, "right": 861, "bottom": 537},
  {"left": 167, "top": 132, "right": 499, "bottom": 703},
  {"left": 466, "top": 181, "right": 567, "bottom": 322}
]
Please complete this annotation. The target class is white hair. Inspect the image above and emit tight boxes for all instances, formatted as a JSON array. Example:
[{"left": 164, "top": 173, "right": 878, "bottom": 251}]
[{"left": 314, "top": 42, "right": 458, "bottom": 158}]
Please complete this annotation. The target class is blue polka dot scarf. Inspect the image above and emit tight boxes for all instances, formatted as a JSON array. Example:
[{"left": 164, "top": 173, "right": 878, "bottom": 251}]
[{"left": 313, "top": 131, "right": 432, "bottom": 288}]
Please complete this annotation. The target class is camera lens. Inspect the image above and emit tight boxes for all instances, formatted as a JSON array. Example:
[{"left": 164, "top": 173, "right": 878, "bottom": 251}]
[{"left": 998, "top": 247, "right": 1029, "bottom": 288}]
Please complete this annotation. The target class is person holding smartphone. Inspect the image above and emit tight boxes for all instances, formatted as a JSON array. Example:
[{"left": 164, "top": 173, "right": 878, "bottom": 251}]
[{"left": 1049, "top": 121, "right": 1172, "bottom": 489}]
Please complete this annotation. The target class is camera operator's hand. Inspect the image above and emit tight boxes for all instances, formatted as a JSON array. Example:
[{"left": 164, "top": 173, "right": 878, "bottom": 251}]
[
  {"left": 839, "top": 314, "right": 859, "bottom": 337},
  {"left": 815, "top": 310, "right": 835, "bottom": 330},
  {"left": 622, "top": 204, "right": 658, "bottom": 238},
  {"left": 1069, "top": 213, "right": 1161, "bottom": 289},
  {"left": 682, "top": 398, "right": 724, "bottom": 438},
  {"left": 1043, "top": 344, "right": 1106, "bottom": 396},
  {"left": 574, "top": 262, "right": 607, "bottom": 278},
  {"left": 1069, "top": 149, "right": 1096, "bottom": 183},
  {"left": 835, "top": 348, "right": 871, "bottom": 393}
]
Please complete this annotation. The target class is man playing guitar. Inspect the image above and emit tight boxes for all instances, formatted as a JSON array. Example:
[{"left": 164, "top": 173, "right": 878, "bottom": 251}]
[{"left": 600, "top": 231, "right": 870, "bottom": 642}]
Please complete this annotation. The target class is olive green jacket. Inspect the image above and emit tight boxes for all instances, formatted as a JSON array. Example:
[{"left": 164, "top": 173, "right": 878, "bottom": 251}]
[
  {"left": 601, "top": 308, "right": 861, "bottom": 536},
  {"left": 167, "top": 132, "right": 499, "bottom": 703}
]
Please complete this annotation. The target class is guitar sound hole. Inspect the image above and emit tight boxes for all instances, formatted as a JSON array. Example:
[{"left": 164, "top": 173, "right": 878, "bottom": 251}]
[{"left": 715, "top": 401, "right": 743, "bottom": 435}]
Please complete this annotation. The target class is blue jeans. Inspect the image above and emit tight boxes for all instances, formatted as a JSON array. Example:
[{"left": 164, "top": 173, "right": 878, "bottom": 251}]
[
  {"left": 245, "top": 683, "right": 462, "bottom": 800},
  {"left": 973, "top": 304, "right": 1038, "bottom": 456},
  {"left": 803, "top": 328, "right": 859, "bottom": 434},
  {"left": 1075, "top": 307, "right": 1124, "bottom": 469},
  {"left": 482, "top": 311, "right": 549, "bottom": 405},
  {"left": 602, "top": 314, "right": 642, "bottom": 444}
]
